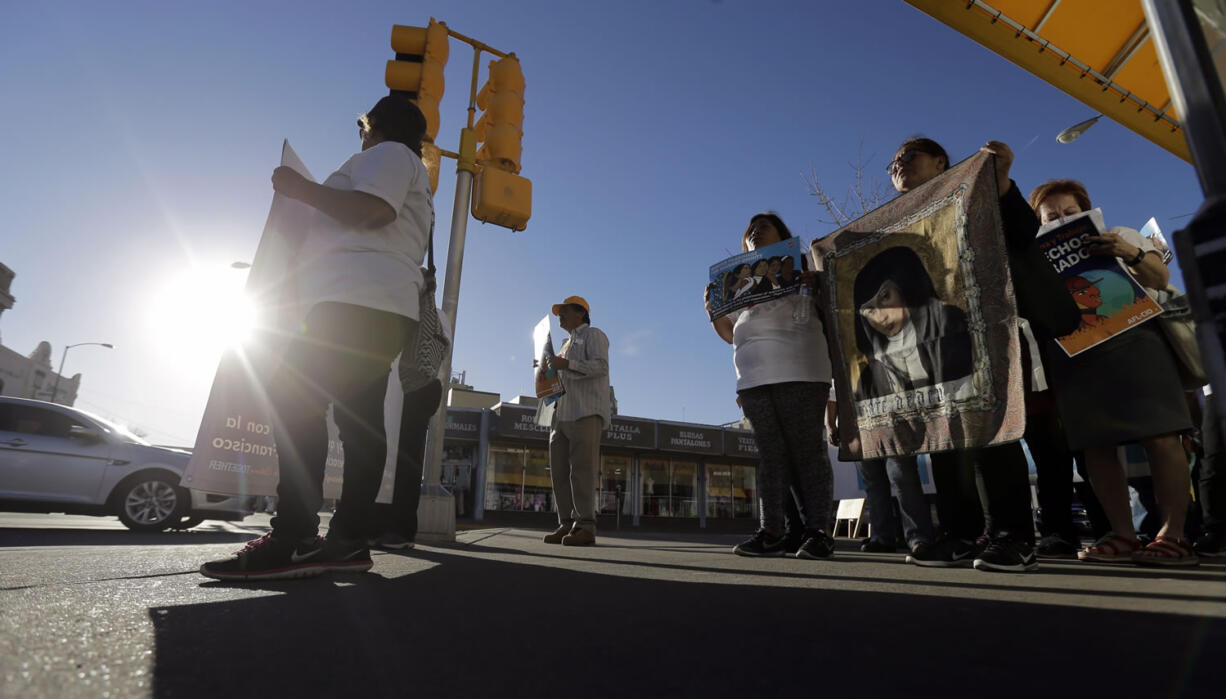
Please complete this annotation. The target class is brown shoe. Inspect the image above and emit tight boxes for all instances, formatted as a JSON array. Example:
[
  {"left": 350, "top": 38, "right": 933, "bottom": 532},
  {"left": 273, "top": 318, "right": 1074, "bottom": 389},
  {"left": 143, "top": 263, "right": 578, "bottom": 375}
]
[
  {"left": 543, "top": 522, "right": 574, "bottom": 544},
  {"left": 562, "top": 527, "right": 596, "bottom": 547}
]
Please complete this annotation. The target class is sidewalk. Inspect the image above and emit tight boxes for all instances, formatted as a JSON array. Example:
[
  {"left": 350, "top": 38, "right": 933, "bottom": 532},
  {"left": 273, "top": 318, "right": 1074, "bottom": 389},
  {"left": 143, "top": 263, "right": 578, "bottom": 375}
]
[{"left": 2, "top": 523, "right": 1225, "bottom": 698}]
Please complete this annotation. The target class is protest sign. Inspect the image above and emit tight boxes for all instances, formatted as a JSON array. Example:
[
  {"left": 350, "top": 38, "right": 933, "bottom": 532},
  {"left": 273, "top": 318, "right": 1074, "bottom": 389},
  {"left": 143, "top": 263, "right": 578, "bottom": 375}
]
[
  {"left": 811, "top": 150, "right": 1024, "bottom": 461},
  {"left": 182, "top": 141, "right": 403, "bottom": 501},
  {"left": 1036, "top": 209, "right": 1163, "bottom": 357},
  {"left": 533, "top": 314, "right": 564, "bottom": 400},
  {"left": 706, "top": 237, "right": 806, "bottom": 320}
]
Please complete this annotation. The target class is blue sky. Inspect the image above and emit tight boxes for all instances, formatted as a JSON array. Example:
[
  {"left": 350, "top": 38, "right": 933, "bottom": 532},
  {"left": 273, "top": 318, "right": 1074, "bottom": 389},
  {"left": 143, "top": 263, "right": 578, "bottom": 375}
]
[{"left": 0, "top": 1, "right": 1204, "bottom": 445}]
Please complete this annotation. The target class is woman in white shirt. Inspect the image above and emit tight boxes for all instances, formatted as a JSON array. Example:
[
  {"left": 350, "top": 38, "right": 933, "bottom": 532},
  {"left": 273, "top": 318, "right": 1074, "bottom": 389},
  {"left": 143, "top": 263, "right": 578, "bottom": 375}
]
[
  {"left": 705, "top": 212, "right": 836, "bottom": 560},
  {"left": 202, "top": 96, "right": 433, "bottom": 581}
]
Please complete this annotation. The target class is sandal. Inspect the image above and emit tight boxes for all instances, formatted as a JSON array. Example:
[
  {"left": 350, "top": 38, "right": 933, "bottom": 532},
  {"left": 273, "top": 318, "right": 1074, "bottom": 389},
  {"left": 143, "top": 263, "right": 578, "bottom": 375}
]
[
  {"left": 1131, "top": 535, "right": 1199, "bottom": 567},
  {"left": 1078, "top": 533, "right": 1142, "bottom": 563}
]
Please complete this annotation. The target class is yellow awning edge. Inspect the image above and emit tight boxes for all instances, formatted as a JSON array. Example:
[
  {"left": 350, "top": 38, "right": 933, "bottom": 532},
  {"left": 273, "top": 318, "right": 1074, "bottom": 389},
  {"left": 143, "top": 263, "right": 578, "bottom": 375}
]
[{"left": 904, "top": 0, "right": 1191, "bottom": 162}]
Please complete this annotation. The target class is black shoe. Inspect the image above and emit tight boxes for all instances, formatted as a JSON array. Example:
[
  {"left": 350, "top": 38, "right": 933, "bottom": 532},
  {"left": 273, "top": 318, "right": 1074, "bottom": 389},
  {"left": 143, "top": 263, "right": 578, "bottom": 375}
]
[
  {"left": 1035, "top": 534, "right": 1079, "bottom": 559},
  {"left": 860, "top": 538, "right": 897, "bottom": 553},
  {"left": 322, "top": 535, "right": 374, "bottom": 573},
  {"left": 905, "top": 538, "right": 976, "bottom": 567},
  {"left": 1194, "top": 530, "right": 1226, "bottom": 557},
  {"left": 783, "top": 531, "right": 805, "bottom": 555},
  {"left": 200, "top": 533, "right": 327, "bottom": 581},
  {"left": 368, "top": 532, "right": 416, "bottom": 551},
  {"left": 974, "top": 538, "right": 1039, "bottom": 572},
  {"left": 733, "top": 529, "right": 788, "bottom": 557},
  {"left": 796, "top": 530, "right": 836, "bottom": 560}
]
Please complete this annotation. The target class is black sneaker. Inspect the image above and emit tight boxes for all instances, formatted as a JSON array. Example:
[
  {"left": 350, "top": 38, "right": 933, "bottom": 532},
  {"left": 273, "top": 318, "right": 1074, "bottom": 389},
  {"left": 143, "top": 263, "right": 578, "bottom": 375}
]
[
  {"left": 322, "top": 535, "right": 374, "bottom": 573},
  {"left": 796, "top": 530, "right": 836, "bottom": 559},
  {"left": 368, "top": 532, "right": 416, "bottom": 551},
  {"left": 1035, "top": 534, "right": 1079, "bottom": 559},
  {"left": 200, "top": 533, "right": 327, "bottom": 581},
  {"left": 1194, "top": 530, "right": 1225, "bottom": 557},
  {"left": 733, "top": 529, "right": 788, "bottom": 557},
  {"left": 905, "top": 538, "right": 976, "bottom": 567},
  {"left": 974, "top": 538, "right": 1039, "bottom": 572},
  {"left": 860, "top": 538, "right": 897, "bottom": 553},
  {"left": 783, "top": 531, "right": 805, "bottom": 556}
]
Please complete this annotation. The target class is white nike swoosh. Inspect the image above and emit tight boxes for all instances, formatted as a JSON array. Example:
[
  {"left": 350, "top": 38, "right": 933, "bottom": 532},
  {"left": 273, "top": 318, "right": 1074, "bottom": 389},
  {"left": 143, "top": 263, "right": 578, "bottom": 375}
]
[{"left": 290, "top": 549, "right": 321, "bottom": 563}]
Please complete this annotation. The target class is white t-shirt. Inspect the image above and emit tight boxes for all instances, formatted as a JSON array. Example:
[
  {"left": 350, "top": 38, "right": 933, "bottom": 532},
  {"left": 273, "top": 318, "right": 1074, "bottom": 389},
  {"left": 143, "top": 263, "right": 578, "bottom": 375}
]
[
  {"left": 729, "top": 294, "right": 832, "bottom": 391},
  {"left": 296, "top": 141, "right": 432, "bottom": 321}
]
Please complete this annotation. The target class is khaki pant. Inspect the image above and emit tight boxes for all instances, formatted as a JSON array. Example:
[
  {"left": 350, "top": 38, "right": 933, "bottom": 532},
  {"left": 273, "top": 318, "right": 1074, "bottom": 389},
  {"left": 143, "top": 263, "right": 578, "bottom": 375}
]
[{"left": 549, "top": 415, "right": 602, "bottom": 532}]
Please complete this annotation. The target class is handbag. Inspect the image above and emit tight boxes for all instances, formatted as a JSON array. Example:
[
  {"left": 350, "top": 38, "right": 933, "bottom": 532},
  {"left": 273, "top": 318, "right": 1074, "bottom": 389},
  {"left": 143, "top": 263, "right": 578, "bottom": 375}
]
[
  {"left": 1151, "top": 285, "right": 1208, "bottom": 390},
  {"left": 399, "top": 213, "right": 452, "bottom": 392}
]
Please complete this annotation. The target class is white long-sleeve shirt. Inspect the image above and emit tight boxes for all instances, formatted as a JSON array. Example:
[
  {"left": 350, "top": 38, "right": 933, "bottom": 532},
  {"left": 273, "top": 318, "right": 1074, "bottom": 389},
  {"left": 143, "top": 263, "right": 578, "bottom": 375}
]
[{"left": 554, "top": 323, "right": 611, "bottom": 429}]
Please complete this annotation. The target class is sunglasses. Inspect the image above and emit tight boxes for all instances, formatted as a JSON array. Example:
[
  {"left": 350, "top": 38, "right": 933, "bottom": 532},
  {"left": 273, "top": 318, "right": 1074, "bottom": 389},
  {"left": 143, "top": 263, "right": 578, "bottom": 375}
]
[{"left": 886, "top": 150, "right": 926, "bottom": 174}]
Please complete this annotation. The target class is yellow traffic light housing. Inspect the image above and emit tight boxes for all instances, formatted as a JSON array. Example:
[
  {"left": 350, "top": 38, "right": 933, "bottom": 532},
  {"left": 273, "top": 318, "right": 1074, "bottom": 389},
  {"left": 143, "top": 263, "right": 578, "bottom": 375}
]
[
  {"left": 471, "top": 53, "right": 530, "bottom": 230},
  {"left": 474, "top": 55, "right": 525, "bottom": 174},
  {"left": 386, "top": 18, "right": 449, "bottom": 143},
  {"left": 472, "top": 166, "right": 532, "bottom": 232}
]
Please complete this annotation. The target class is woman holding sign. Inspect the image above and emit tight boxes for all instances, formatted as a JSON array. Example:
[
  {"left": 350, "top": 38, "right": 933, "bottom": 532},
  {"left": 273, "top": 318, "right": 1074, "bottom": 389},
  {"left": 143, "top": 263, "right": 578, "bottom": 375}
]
[
  {"left": 1030, "top": 179, "right": 1196, "bottom": 566},
  {"left": 202, "top": 96, "right": 433, "bottom": 580},
  {"left": 704, "top": 213, "right": 836, "bottom": 560}
]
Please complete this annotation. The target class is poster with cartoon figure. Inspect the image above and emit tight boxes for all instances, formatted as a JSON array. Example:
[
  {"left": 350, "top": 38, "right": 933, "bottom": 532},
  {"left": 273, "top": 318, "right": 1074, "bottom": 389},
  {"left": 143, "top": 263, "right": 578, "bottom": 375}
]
[
  {"left": 1035, "top": 209, "right": 1163, "bottom": 357},
  {"left": 810, "top": 151, "right": 1024, "bottom": 461},
  {"left": 706, "top": 237, "right": 806, "bottom": 320}
]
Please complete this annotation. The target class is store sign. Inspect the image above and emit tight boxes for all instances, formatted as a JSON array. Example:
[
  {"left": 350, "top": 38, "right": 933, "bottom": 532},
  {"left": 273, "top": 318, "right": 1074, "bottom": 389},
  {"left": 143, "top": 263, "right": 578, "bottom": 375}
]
[
  {"left": 492, "top": 404, "right": 550, "bottom": 441},
  {"left": 601, "top": 417, "right": 655, "bottom": 450},
  {"left": 724, "top": 429, "right": 759, "bottom": 459},
  {"left": 445, "top": 409, "right": 483, "bottom": 441},
  {"left": 657, "top": 422, "right": 722, "bottom": 456}
]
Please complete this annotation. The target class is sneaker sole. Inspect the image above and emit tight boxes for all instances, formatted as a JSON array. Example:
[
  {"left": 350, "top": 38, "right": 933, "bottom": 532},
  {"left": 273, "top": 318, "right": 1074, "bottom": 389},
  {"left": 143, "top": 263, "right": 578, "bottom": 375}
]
[
  {"left": 323, "top": 560, "right": 374, "bottom": 573},
  {"left": 199, "top": 562, "right": 328, "bottom": 581},
  {"left": 795, "top": 549, "right": 834, "bottom": 560},
  {"left": 905, "top": 555, "right": 975, "bottom": 568},
  {"left": 733, "top": 548, "right": 786, "bottom": 557},
  {"left": 972, "top": 559, "right": 1038, "bottom": 572}
]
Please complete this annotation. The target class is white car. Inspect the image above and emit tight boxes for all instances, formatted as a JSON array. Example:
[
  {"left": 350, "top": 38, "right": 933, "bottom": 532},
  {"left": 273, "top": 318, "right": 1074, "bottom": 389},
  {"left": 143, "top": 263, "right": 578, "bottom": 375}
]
[{"left": 0, "top": 397, "right": 252, "bottom": 531}]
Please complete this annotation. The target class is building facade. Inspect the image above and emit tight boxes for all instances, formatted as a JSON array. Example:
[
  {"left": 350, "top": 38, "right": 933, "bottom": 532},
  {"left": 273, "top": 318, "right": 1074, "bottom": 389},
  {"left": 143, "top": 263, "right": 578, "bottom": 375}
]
[{"left": 435, "top": 396, "right": 763, "bottom": 530}]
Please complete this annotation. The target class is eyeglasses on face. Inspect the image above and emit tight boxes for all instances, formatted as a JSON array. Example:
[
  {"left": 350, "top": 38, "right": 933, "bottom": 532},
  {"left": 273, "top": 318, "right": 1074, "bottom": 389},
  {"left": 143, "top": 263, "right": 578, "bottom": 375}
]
[{"left": 886, "top": 149, "right": 926, "bottom": 174}]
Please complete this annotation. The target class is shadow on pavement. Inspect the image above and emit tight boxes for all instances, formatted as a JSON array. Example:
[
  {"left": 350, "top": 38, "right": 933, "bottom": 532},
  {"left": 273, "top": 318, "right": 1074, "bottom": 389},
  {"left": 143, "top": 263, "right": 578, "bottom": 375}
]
[{"left": 150, "top": 547, "right": 1225, "bottom": 698}]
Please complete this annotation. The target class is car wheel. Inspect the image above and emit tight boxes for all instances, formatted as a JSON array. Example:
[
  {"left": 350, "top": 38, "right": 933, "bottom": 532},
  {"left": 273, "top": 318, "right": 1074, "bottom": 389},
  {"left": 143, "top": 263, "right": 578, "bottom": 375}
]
[{"left": 115, "top": 474, "right": 187, "bottom": 532}]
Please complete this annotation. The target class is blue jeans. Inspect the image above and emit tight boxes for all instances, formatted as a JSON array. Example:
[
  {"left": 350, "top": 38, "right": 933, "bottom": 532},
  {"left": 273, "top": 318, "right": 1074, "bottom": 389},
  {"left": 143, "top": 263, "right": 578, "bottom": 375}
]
[{"left": 857, "top": 456, "right": 934, "bottom": 549}]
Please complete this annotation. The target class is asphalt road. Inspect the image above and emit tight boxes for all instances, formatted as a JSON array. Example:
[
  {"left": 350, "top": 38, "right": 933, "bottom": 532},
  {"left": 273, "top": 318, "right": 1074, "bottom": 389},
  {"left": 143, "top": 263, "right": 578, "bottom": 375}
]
[{"left": 2, "top": 512, "right": 1224, "bottom": 698}]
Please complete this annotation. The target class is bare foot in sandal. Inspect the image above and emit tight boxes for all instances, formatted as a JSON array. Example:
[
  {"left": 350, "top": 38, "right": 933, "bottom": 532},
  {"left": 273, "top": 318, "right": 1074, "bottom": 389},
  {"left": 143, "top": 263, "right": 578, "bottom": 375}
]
[
  {"left": 1132, "top": 535, "right": 1199, "bottom": 567},
  {"left": 1078, "top": 533, "right": 1141, "bottom": 563}
]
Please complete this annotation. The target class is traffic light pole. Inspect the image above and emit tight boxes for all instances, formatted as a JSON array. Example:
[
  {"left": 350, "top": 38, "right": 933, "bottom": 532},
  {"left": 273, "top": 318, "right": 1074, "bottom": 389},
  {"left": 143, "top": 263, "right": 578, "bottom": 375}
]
[
  {"left": 416, "top": 128, "right": 477, "bottom": 543},
  {"left": 414, "top": 33, "right": 512, "bottom": 542}
]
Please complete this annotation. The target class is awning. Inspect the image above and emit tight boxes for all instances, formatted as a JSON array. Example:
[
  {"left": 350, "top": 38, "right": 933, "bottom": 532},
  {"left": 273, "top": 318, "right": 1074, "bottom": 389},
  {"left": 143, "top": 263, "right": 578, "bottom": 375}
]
[{"left": 904, "top": 0, "right": 1189, "bottom": 162}]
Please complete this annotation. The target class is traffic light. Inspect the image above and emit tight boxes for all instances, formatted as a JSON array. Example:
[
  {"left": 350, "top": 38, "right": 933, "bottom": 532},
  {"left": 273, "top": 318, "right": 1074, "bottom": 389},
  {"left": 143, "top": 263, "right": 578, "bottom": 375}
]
[
  {"left": 472, "top": 54, "right": 531, "bottom": 231},
  {"left": 385, "top": 18, "right": 449, "bottom": 144},
  {"left": 474, "top": 55, "right": 524, "bottom": 173}
]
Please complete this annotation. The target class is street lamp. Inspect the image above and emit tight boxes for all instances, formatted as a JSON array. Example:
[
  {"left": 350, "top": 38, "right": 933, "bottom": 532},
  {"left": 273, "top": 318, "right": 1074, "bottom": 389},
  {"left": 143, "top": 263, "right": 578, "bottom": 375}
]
[
  {"left": 1056, "top": 114, "right": 1102, "bottom": 144},
  {"left": 51, "top": 342, "right": 113, "bottom": 404}
]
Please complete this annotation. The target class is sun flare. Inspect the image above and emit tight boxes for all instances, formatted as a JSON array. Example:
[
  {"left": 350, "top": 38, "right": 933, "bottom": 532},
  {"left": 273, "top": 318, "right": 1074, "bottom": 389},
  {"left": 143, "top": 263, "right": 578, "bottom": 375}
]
[{"left": 148, "top": 265, "right": 258, "bottom": 369}]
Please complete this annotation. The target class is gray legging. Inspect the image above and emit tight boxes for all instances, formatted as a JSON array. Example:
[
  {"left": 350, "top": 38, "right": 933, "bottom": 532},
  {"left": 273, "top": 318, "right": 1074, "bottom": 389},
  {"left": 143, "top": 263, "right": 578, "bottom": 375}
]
[{"left": 738, "top": 381, "right": 834, "bottom": 534}]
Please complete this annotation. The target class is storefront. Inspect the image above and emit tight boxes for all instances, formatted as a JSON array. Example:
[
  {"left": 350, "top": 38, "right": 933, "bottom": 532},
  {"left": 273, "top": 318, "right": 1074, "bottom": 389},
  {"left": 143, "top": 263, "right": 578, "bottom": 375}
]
[{"left": 445, "top": 402, "right": 762, "bottom": 530}]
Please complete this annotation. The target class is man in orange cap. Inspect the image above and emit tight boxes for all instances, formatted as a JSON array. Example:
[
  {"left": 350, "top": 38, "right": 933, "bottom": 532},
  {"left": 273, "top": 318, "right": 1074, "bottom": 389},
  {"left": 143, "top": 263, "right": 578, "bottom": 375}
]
[{"left": 541, "top": 295, "right": 611, "bottom": 546}]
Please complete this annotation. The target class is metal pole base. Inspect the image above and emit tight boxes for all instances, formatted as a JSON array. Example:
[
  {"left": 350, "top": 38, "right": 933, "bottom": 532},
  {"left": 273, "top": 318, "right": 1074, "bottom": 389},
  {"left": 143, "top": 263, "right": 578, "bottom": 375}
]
[{"left": 415, "top": 484, "right": 456, "bottom": 543}]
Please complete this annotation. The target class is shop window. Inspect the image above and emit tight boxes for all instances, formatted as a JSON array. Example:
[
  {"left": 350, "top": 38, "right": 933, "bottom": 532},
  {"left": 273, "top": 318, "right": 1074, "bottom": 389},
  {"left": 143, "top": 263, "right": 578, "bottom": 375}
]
[
  {"left": 641, "top": 458, "right": 697, "bottom": 518},
  {"left": 705, "top": 463, "right": 758, "bottom": 520},
  {"left": 598, "top": 454, "right": 631, "bottom": 515},
  {"left": 485, "top": 445, "right": 552, "bottom": 512}
]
